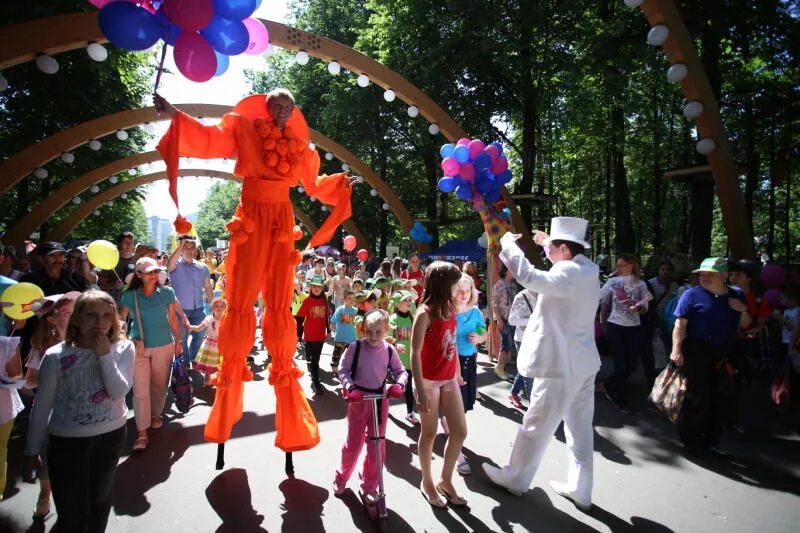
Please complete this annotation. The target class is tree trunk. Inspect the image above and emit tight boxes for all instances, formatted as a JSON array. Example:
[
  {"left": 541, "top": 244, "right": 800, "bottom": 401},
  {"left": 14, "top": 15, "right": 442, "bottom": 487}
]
[
  {"left": 610, "top": 106, "right": 636, "bottom": 253},
  {"left": 690, "top": 177, "right": 714, "bottom": 261},
  {"left": 604, "top": 150, "right": 612, "bottom": 255},
  {"left": 423, "top": 152, "right": 440, "bottom": 249},
  {"left": 651, "top": 74, "right": 663, "bottom": 250}
]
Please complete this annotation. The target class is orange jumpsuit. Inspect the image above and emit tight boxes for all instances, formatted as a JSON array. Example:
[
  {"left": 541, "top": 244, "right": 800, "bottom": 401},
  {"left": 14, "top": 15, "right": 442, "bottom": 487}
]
[{"left": 158, "top": 95, "right": 351, "bottom": 451}]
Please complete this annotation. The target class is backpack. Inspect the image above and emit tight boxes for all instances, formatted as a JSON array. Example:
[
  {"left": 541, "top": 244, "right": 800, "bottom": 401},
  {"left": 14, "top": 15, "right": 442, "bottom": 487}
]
[
  {"left": 171, "top": 357, "right": 193, "bottom": 413},
  {"left": 350, "top": 340, "right": 396, "bottom": 393}
]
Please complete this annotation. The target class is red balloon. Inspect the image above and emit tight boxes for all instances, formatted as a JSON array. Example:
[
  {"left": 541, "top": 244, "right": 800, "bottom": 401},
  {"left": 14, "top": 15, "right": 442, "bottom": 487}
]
[
  {"left": 164, "top": 0, "right": 213, "bottom": 31},
  {"left": 491, "top": 156, "right": 509, "bottom": 176},
  {"left": 357, "top": 249, "right": 368, "bottom": 262},
  {"left": 174, "top": 31, "right": 217, "bottom": 83},
  {"left": 343, "top": 235, "right": 357, "bottom": 252}
]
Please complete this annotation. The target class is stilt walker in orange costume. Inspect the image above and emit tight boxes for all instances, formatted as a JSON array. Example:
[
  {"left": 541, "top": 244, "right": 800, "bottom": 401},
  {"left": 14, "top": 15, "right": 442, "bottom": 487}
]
[{"left": 154, "top": 90, "right": 354, "bottom": 461}]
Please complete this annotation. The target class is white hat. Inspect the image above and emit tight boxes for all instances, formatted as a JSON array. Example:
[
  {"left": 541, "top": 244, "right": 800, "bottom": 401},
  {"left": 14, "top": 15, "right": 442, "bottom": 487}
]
[{"left": 545, "top": 217, "right": 591, "bottom": 249}]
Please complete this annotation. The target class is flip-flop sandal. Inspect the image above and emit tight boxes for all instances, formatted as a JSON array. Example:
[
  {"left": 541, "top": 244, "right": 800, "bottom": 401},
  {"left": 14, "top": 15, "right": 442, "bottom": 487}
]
[
  {"left": 132, "top": 436, "right": 149, "bottom": 452},
  {"left": 420, "top": 483, "right": 447, "bottom": 508},
  {"left": 436, "top": 485, "right": 468, "bottom": 507}
]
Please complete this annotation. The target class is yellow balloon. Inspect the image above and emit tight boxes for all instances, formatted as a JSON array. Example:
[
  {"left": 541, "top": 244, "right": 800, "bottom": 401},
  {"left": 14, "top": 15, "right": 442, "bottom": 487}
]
[
  {"left": 86, "top": 240, "right": 120, "bottom": 270},
  {"left": 1, "top": 282, "right": 45, "bottom": 320}
]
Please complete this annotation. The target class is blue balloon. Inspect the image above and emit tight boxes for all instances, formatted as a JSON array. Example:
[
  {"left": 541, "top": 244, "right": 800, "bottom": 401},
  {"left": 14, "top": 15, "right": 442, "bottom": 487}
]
[
  {"left": 421, "top": 233, "right": 433, "bottom": 243},
  {"left": 501, "top": 208, "right": 512, "bottom": 219},
  {"left": 438, "top": 177, "right": 456, "bottom": 193},
  {"left": 439, "top": 143, "right": 455, "bottom": 159},
  {"left": 214, "top": 51, "right": 230, "bottom": 76},
  {"left": 255, "top": 0, "right": 263, "bottom": 8},
  {"left": 476, "top": 177, "right": 494, "bottom": 194},
  {"left": 497, "top": 170, "right": 513, "bottom": 184},
  {"left": 490, "top": 142, "right": 504, "bottom": 156},
  {"left": 485, "top": 190, "right": 502, "bottom": 203},
  {"left": 213, "top": 0, "right": 258, "bottom": 20},
  {"left": 473, "top": 153, "right": 491, "bottom": 170},
  {"left": 201, "top": 16, "right": 249, "bottom": 55},
  {"left": 99, "top": 2, "right": 163, "bottom": 51},
  {"left": 453, "top": 145, "right": 469, "bottom": 164},
  {"left": 456, "top": 183, "right": 473, "bottom": 201}
]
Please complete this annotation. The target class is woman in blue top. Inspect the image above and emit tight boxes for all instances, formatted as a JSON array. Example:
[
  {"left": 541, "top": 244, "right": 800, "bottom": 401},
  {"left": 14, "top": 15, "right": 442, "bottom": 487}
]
[
  {"left": 119, "top": 257, "right": 183, "bottom": 452},
  {"left": 453, "top": 274, "right": 487, "bottom": 475}
]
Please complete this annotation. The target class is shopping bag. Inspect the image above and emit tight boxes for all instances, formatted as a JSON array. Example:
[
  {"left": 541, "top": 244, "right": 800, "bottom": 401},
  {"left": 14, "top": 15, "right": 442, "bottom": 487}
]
[
  {"left": 171, "top": 357, "right": 193, "bottom": 413},
  {"left": 648, "top": 362, "right": 687, "bottom": 423}
]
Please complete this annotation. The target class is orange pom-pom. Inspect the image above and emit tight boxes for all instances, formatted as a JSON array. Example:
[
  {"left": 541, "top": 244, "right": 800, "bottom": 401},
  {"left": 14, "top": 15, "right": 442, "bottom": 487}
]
[
  {"left": 175, "top": 215, "right": 192, "bottom": 234},
  {"left": 241, "top": 364, "right": 254, "bottom": 382},
  {"left": 276, "top": 140, "right": 288, "bottom": 156},
  {"left": 242, "top": 218, "right": 255, "bottom": 233},
  {"left": 266, "top": 152, "right": 279, "bottom": 167},
  {"left": 226, "top": 217, "right": 242, "bottom": 233},
  {"left": 276, "top": 160, "right": 290, "bottom": 175},
  {"left": 263, "top": 138, "right": 276, "bottom": 150},
  {"left": 230, "top": 232, "right": 249, "bottom": 245},
  {"left": 257, "top": 124, "right": 270, "bottom": 137},
  {"left": 270, "top": 127, "right": 282, "bottom": 139},
  {"left": 293, "top": 225, "right": 303, "bottom": 241},
  {"left": 254, "top": 118, "right": 264, "bottom": 128}
]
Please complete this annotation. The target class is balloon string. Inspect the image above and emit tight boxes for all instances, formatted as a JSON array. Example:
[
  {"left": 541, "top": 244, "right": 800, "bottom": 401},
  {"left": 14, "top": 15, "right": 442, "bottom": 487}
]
[{"left": 153, "top": 40, "right": 168, "bottom": 96}]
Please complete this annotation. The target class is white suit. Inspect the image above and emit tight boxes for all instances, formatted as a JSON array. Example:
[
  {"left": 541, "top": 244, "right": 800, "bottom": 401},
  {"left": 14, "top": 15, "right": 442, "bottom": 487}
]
[{"left": 491, "top": 232, "right": 600, "bottom": 502}]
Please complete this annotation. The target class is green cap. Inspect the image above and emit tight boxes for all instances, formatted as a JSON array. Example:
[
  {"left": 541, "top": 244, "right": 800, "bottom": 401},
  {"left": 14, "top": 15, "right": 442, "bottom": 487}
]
[
  {"left": 368, "top": 276, "right": 391, "bottom": 288},
  {"left": 692, "top": 257, "right": 728, "bottom": 274},
  {"left": 308, "top": 275, "right": 326, "bottom": 287}
]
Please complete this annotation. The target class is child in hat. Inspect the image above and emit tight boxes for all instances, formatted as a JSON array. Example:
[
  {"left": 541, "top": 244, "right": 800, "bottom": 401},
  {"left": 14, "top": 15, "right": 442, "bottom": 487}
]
[
  {"left": 353, "top": 290, "right": 377, "bottom": 340},
  {"left": 297, "top": 275, "right": 330, "bottom": 396},
  {"left": 389, "top": 290, "right": 417, "bottom": 424},
  {"left": 330, "top": 289, "right": 358, "bottom": 375}
]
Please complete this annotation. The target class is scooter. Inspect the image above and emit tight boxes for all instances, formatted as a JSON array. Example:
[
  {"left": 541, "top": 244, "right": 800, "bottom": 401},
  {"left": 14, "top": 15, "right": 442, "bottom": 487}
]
[{"left": 359, "top": 392, "right": 388, "bottom": 522}]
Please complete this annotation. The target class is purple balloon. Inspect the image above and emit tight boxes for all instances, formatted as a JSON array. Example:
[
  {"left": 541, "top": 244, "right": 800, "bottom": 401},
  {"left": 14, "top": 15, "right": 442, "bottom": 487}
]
[
  {"left": 441, "top": 157, "right": 460, "bottom": 177},
  {"left": 174, "top": 31, "right": 217, "bottom": 82},
  {"left": 164, "top": 0, "right": 213, "bottom": 31},
  {"left": 467, "top": 139, "right": 485, "bottom": 160},
  {"left": 763, "top": 287, "right": 783, "bottom": 310},
  {"left": 761, "top": 264, "right": 785, "bottom": 289},
  {"left": 459, "top": 162, "right": 476, "bottom": 182}
]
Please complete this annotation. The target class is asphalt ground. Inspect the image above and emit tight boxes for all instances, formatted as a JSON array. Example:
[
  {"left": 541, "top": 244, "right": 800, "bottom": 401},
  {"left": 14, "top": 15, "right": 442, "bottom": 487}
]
[{"left": 1, "top": 342, "right": 798, "bottom": 532}]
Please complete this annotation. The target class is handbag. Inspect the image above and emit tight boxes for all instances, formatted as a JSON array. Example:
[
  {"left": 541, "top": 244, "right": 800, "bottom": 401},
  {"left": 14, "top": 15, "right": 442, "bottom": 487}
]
[
  {"left": 133, "top": 291, "right": 145, "bottom": 355},
  {"left": 648, "top": 362, "right": 687, "bottom": 423}
]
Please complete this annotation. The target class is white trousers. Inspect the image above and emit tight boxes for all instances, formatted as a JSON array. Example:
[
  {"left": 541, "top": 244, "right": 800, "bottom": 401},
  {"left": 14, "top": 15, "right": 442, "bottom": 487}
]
[
  {"left": 133, "top": 343, "right": 175, "bottom": 431},
  {"left": 500, "top": 370, "right": 596, "bottom": 501}
]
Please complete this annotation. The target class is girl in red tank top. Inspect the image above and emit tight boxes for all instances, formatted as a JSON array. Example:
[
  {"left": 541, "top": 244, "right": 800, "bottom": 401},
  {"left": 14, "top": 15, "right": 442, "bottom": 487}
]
[{"left": 410, "top": 261, "right": 469, "bottom": 508}]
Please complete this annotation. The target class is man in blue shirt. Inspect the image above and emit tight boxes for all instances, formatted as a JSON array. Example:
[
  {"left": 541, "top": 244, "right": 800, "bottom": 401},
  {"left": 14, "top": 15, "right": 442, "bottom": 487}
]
[
  {"left": 167, "top": 235, "right": 212, "bottom": 366},
  {"left": 671, "top": 257, "right": 750, "bottom": 455}
]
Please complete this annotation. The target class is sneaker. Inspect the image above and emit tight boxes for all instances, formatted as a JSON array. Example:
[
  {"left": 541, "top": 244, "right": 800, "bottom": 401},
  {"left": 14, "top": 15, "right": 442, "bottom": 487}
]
[
  {"left": 509, "top": 393, "right": 524, "bottom": 409},
  {"left": 456, "top": 453, "right": 471, "bottom": 475},
  {"left": 405, "top": 412, "right": 420, "bottom": 425}
]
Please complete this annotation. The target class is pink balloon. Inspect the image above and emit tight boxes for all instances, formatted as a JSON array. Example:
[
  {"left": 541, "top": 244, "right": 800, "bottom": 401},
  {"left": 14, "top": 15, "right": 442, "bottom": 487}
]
[
  {"left": 761, "top": 264, "right": 785, "bottom": 289},
  {"left": 343, "top": 235, "right": 357, "bottom": 252},
  {"left": 243, "top": 17, "right": 269, "bottom": 55},
  {"left": 459, "top": 162, "right": 476, "bottom": 182},
  {"left": 441, "top": 157, "right": 460, "bottom": 177},
  {"left": 456, "top": 138, "right": 471, "bottom": 146},
  {"left": 763, "top": 288, "right": 783, "bottom": 310},
  {"left": 174, "top": 31, "right": 217, "bottom": 83},
  {"left": 490, "top": 156, "right": 509, "bottom": 175},
  {"left": 484, "top": 144, "right": 500, "bottom": 160},
  {"left": 467, "top": 139, "right": 485, "bottom": 160},
  {"left": 164, "top": 0, "right": 213, "bottom": 31}
]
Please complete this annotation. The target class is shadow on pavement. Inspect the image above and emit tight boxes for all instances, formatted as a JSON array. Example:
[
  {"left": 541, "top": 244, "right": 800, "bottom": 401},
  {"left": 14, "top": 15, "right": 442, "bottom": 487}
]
[
  {"left": 277, "top": 477, "right": 328, "bottom": 531},
  {"left": 205, "top": 468, "right": 267, "bottom": 532}
]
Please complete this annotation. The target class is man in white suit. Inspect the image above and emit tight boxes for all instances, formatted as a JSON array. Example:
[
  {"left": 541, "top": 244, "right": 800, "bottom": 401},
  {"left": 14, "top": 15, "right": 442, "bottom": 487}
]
[{"left": 483, "top": 217, "right": 600, "bottom": 511}]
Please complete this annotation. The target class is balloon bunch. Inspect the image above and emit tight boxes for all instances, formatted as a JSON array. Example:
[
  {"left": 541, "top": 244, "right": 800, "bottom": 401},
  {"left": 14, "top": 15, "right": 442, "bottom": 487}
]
[
  {"left": 437, "top": 139, "right": 512, "bottom": 206},
  {"left": 410, "top": 222, "right": 433, "bottom": 243},
  {"left": 94, "top": 0, "right": 270, "bottom": 83}
]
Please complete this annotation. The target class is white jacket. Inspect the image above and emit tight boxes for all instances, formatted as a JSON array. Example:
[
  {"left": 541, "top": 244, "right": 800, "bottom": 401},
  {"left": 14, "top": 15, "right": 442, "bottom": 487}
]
[{"left": 499, "top": 233, "right": 601, "bottom": 379}]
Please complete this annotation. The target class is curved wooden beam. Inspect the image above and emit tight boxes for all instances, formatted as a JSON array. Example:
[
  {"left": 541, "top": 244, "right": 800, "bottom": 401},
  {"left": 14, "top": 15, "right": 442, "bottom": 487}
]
[
  {"left": 640, "top": 0, "right": 753, "bottom": 259},
  {"left": 0, "top": 107, "right": 413, "bottom": 244},
  {"left": 44, "top": 168, "right": 370, "bottom": 250},
  {"left": 0, "top": 11, "right": 529, "bottom": 250}
]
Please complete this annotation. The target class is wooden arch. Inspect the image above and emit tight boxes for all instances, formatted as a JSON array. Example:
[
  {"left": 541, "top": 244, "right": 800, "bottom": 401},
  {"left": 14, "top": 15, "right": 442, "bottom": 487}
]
[
  {"left": 0, "top": 11, "right": 531, "bottom": 250},
  {"left": 0, "top": 107, "right": 411, "bottom": 247},
  {"left": 43, "top": 168, "right": 370, "bottom": 249}
]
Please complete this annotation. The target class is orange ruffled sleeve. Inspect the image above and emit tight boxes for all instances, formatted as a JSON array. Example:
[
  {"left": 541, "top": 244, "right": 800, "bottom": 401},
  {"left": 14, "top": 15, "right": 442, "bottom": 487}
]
[
  {"left": 299, "top": 150, "right": 352, "bottom": 247},
  {"left": 157, "top": 111, "right": 238, "bottom": 209}
]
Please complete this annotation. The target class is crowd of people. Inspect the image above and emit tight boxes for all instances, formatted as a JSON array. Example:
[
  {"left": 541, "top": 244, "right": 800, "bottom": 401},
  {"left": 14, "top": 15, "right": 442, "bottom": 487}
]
[{"left": 0, "top": 214, "right": 799, "bottom": 530}]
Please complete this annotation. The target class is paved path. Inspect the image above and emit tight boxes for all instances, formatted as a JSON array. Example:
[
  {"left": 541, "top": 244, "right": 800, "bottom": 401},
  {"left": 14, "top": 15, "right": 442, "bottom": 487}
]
[{"left": 1, "top": 344, "right": 799, "bottom": 532}]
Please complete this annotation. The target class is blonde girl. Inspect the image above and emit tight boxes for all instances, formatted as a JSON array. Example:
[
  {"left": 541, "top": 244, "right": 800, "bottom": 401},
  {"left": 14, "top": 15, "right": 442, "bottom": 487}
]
[{"left": 190, "top": 296, "right": 226, "bottom": 386}]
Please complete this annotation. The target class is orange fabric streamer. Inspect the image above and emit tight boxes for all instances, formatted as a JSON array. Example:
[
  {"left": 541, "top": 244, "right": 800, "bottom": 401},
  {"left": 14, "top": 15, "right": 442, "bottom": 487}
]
[{"left": 157, "top": 94, "right": 352, "bottom": 450}]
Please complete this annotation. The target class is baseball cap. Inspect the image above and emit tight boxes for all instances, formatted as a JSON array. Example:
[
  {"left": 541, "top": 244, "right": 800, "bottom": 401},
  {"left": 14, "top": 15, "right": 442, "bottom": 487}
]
[
  {"left": 38, "top": 242, "right": 66, "bottom": 256},
  {"left": 692, "top": 257, "right": 728, "bottom": 274},
  {"left": 135, "top": 257, "right": 162, "bottom": 274}
]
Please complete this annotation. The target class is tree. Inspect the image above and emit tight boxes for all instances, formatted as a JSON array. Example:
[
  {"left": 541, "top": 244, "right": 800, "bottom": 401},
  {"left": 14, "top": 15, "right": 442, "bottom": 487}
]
[{"left": 196, "top": 181, "right": 242, "bottom": 249}]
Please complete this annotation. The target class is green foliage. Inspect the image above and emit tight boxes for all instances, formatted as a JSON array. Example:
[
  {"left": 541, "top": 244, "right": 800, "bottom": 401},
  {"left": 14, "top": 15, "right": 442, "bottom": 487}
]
[
  {"left": 196, "top": 181, "right": 242, "bottom": 249},
  {"left": 71, "top": 196, "right": 150, "bottom": 245}
]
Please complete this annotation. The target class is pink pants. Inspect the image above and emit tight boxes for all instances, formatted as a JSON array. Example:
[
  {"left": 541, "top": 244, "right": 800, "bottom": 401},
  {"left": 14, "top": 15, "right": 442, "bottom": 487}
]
[{"left": 335, "top": 397, "right": 389, "bottom": 494}]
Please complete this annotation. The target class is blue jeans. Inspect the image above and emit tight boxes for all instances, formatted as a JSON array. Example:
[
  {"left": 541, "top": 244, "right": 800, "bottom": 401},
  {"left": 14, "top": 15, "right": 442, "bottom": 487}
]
[
  {"left": 511, "top": 341, "right": 533, "bottom": 397},
  {"left": 604, "top": 322, "right": 647, "bottom": 405},
  {"left": 179, "top": 307, "right": 206, "bottom": 364}
]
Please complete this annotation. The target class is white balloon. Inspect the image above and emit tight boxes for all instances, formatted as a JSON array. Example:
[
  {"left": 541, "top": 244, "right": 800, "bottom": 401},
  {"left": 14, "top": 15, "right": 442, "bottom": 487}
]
[
  {"left": 33, "top": 168, "right": 48, "bottom": 179},
  {"left": 116, "top": 129, "right": 129, "bottom": 141},
  {"left": 696, "top": 138, "right": 716, "bottom": 155},
  {"left": 382, "top": 203, "right": 390, "bottom": 210},
  {"left": 357, "top": 74, "right": 370, "bottom": 88},
  {"left": 682, "top": 101, "right": 704, "bottom": 120},
  {"left": 87, "top": 42, "right": 108, "bottom": 62},
  {"left": 309, "top": 196, "right": 317, "bottom": 202},
  {"left": 298, "top": 187, "right": 304, "bottom": 193},
  {"left": 308, "top": 142, "right": 316, "bottom": 150},
  {"left": 407, "top": 105, "right": 419, "bottom": 118},
  {"left": 109, "top": 175, "right": 118, "bottom": 184},
  {"left": 61, "top": 152, "right": 75, "bottom": 164},
  {"left": 428, "top": 123, "right": 440, "bottom": 135},
  {"left": 325, "top": 152, "right": 334, "bottom": 161},
  {"left": 121, "top": 193, "right": 128, "bottom": 199},
  {"left": 321, "top": 205, "right": 328, "bottom": 212},
  {"left": 94, "top": 210, "right": 101, "bottom": 216},
  {"left": 666, "top": 63, "right": 688, "bottom": 83},
  {"left": 72, "top": 197, "right": 81, "bottom": 205},
  {"left": 295, "top": 51, "right": 309, "bottom": 65},
  {"left": 90, "top": 185, "right": 100, "bottom": 193},
  {"left": 370, "top": 189, "right": 378, "bottom": 197},
  {"left": 0, "top": 74, "right": 8, "bottom": 92},
  {"left": 327, "top": 61, "right": 341, "bottom": 75},
  {"left": 647, "top": 25, "right": 670, "bottom": 46},
  {"left": 88, "top": 139, "right": 102, "bottom": 151},
  {"left": 342, "top": 163, "right": 350, "bottom": 171},
  {"left": 478, "top": 233, "right": 489, "bottom": 249},
  {"left": 624, "top": 0, "right": 643, "bottom": 7},
  {"left": 263, "top": 44, "right": 276, "bottom": 57},
  {"left": 35, "top": 54, "right": 59, "bottom": 74},
  {"left": 383, "top": 89, "right": 396, "bottom": 102},
  {"left": 106, "top": 200, "right": 114, "bottom": 207}
]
